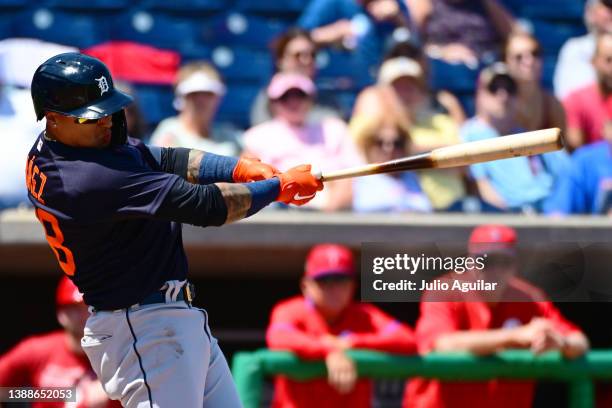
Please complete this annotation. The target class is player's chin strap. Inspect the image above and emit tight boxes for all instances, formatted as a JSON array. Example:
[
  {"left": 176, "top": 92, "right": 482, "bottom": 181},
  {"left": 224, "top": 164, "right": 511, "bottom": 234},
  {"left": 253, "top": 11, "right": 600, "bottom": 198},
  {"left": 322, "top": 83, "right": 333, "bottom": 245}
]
[
  {"left": 110, "top": 110, "right": 128, "bottom": 146},
  {"left": 163, "top": 280, "right": 187, "bottom": 303}
]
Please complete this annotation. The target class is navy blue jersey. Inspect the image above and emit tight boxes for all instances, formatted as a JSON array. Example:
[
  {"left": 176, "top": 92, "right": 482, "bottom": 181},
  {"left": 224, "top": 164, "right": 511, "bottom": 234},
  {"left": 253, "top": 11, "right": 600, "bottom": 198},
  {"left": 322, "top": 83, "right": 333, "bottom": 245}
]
[{"left": 26, "top": 134, "right": 188, "bottom": 310}]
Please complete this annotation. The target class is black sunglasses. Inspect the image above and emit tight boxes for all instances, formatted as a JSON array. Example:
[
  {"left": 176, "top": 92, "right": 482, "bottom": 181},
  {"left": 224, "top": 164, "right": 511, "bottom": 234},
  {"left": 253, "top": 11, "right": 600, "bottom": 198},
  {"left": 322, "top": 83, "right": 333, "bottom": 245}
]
[
  {"left": 288, "top": 50, "right": 317, "bottom": 60},
  {"left": 278, "top": 89, "right": 309, "bottom": 102},
  {"left": 372, "top": 138, "right": 405, "bottom": 150},
  {"left": 487, "top": 74, "right": 517, "bottom": 95}
]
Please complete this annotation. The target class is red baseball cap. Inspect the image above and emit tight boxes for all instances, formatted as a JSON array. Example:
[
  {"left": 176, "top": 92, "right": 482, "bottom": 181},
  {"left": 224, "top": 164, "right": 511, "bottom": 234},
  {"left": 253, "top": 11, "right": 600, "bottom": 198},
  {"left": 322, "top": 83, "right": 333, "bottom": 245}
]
[
  {"left": 305, "top": 244, "right": 355, "bottom": 280},
  {"left": 468, "top": 224, "right": 517, "bottom": 254},
  {"left": 56, "top": 276, "right": 84, "bottom": 307}
]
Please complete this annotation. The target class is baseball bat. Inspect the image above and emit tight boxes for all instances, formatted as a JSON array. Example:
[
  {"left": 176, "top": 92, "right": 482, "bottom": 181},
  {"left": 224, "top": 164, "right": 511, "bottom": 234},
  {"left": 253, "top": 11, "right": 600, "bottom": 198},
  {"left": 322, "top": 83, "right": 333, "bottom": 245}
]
[{"left": 319, "top": 128, "right": 563, "bottom": 182}]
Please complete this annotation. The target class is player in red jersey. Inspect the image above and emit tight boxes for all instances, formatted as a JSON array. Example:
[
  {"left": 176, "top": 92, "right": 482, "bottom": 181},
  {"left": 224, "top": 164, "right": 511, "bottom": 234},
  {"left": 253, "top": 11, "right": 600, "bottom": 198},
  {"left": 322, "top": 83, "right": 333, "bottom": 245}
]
[
  {"left": 266, "top": 243, "right": 416, "bottom": 408},
  {"left": 403, "top": 224, "right": 589, "bottom": 408},
  {"left": 0, "top": 276, "right": 120, "bottom": 408}
]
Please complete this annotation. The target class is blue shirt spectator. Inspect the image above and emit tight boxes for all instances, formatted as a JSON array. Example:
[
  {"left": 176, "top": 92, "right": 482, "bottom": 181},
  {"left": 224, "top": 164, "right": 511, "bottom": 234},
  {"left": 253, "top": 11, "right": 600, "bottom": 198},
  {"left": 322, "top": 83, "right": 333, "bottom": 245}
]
[
  {"left": 461, "top": 117, "right": 569, "bottom": 211},
  {"left": 298, "top": 0, "right": 411, "bottom": 80},
  {"left": 462, "top": 63, "right": 570, "bottom": 213},
  {"left": 546, "top": 141, "right": 612, "bottom": 215}
]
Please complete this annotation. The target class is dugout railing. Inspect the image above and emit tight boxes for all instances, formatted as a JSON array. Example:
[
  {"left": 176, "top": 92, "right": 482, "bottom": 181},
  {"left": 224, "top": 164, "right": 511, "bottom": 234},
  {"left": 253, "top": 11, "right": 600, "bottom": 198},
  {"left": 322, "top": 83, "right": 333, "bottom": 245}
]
[{"left": 231, "top": 349, "right": 612, "bottom": 408}]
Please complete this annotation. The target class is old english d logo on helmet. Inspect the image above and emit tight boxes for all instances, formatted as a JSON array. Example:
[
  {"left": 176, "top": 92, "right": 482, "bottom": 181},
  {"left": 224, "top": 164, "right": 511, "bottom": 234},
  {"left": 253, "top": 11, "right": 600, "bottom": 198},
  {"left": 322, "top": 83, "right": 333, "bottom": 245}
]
[
  {"left": 95, "top": 76, "right": 109, "bottom": 96},
  {"left": 31, "top": 52, "right": 133, "bottom": 121}
]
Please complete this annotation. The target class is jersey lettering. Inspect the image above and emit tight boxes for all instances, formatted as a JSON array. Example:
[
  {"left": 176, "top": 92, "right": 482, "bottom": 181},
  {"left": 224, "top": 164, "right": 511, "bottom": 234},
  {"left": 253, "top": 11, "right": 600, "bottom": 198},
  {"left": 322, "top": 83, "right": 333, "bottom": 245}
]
[
  {"left": 26, "top": 155, "right": 34, "bottom": 192},
  {"left": 35, "top": 208, "right": 76, "bottom": 276},
  {"left": 36, "top": 172, "right": 47, "bottom": 201},
  {"left": 26, "top": 155, "right": 47, "bottom": 204}
]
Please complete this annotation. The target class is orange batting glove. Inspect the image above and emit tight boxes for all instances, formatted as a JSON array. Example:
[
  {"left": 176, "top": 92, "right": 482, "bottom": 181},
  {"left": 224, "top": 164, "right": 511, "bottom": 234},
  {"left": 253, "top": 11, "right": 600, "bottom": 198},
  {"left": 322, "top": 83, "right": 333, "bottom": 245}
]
[
  {"left": 277, "top": 164, "right": 324, "bottom": 206},
  {"left": 232, "top": 156, "right": 280, "bottom": 183}
]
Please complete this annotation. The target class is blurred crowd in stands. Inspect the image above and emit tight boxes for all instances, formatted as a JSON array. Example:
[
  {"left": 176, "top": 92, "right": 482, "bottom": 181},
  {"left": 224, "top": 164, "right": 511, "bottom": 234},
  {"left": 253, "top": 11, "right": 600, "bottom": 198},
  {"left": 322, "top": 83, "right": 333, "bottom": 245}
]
[{"left": 2, "top": 0, "right": 612, "bottom": 216}]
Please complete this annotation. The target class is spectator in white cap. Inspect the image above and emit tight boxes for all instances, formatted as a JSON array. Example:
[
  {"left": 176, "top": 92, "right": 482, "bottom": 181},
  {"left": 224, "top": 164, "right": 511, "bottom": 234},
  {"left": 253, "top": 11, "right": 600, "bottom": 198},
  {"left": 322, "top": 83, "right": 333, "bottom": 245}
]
[
  {"left": 243, "top": 72, "right": 361, "bottom": 211},
  {"left": 150, "top": 61, "right": 239, "bottom": 155},
  {"left": 351, "top": 57, "right": 467, "bottom": 211}
]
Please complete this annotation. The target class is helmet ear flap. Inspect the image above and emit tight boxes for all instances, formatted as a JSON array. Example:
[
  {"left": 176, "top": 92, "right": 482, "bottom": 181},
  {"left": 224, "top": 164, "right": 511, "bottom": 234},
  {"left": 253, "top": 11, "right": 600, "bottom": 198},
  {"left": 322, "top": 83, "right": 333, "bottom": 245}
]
[{"left": 111, "top": 110, "right": 128, "bottom": 146}]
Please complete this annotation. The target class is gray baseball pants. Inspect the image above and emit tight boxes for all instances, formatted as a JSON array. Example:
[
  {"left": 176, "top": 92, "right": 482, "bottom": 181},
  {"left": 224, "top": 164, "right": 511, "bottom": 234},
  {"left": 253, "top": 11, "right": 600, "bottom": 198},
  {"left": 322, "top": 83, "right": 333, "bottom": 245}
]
[{"left": 81, "top": 301, "right": 242, "bottom": 408}]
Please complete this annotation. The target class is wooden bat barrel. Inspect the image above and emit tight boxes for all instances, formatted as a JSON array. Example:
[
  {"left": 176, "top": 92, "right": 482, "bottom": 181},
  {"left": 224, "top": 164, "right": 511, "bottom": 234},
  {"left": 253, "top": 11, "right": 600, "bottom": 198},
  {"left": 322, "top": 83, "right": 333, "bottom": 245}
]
[{"left": 319, "top": 128, "right": 563, "bottom": 182}]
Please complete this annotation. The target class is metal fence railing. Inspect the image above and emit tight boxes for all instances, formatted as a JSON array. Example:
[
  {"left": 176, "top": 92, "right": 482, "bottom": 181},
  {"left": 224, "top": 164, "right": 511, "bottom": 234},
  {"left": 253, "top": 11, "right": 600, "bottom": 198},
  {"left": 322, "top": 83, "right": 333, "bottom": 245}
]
[{"left": 231, "top": 349, "right": 612, "bottom": 408}]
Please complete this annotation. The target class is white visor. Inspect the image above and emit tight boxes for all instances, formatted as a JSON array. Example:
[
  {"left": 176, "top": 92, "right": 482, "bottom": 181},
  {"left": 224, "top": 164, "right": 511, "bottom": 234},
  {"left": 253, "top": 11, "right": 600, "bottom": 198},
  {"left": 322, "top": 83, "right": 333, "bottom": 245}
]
[{"left": 175, "top": 72, "right": 226, "bottom": 97}]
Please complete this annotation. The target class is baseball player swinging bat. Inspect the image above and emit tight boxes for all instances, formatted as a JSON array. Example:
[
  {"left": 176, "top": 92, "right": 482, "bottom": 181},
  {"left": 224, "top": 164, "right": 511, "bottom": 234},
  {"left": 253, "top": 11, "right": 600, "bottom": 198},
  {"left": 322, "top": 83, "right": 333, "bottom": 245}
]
[{"left": 319, "top": 128, "right": 563, "bottom": 182}]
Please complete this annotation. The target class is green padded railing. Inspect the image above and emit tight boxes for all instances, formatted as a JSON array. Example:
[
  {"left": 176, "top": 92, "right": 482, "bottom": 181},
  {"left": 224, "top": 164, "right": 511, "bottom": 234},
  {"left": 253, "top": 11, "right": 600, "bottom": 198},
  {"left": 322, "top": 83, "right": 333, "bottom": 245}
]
[{"left": 231, "top": 349, "right": 612, "bottom": 408}]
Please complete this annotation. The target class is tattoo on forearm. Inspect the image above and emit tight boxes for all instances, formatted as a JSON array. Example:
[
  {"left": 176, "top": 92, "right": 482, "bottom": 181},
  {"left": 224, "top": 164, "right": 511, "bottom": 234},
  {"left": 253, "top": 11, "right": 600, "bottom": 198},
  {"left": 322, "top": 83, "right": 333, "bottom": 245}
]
[
  {"left": 216, "top": 183, "right": 251, "bottom": 224},
  {"left": 187, "top": 150, "right": 204, "bottom": 183}
]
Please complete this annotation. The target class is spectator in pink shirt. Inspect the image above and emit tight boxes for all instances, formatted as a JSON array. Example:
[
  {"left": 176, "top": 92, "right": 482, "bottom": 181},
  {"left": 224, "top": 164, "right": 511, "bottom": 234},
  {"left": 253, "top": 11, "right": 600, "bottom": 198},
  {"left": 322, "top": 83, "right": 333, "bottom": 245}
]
[
  {"left": 243, "top": 72, "right": 361, "bottom": 211},
  {"left": 563, "top": 32, "right": 612, "bottom": 150}
]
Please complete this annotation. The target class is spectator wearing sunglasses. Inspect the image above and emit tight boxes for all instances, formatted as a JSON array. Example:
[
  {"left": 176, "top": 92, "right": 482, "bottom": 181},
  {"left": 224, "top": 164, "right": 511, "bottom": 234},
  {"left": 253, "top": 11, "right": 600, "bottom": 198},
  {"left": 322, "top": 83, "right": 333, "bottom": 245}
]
[
  {"left": 243, "top": 72, "right": 361, "bottom": 211},
  {"left": 267, "top": 244, "right": 416, "bottom": 408},
  {"left": 250, "top": 28, "right": 341, "bottom": 127},
  {"left": 350, "top": 106, "right": 431, "bottom": 212},
  {"left": 460, "top": 63, "right": 570, "bottom": 213},
  {"left": 503, "top": 31, "right": 566, "bottom": 134},
  {"left": 354, "top": 58, "right": 467, "bottom": 211}
]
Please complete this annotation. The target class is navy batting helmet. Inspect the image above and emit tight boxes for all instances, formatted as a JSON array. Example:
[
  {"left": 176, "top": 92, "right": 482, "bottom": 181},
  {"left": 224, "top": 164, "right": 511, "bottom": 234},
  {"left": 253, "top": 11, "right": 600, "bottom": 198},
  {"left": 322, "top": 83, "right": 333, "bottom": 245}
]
[
  {"left": 31, "top": 53, "right": 134, "bottom": 145},
  {"left": 31, "top": 52, "right": 133, "bottom": 121}
]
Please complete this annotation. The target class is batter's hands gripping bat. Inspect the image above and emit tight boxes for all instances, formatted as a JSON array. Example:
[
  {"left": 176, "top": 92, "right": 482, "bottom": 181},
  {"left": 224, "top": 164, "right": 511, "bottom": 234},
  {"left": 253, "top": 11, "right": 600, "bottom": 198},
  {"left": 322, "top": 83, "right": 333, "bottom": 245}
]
[{"left": 318, "top": 128, "right": 563, "bottom": 182}]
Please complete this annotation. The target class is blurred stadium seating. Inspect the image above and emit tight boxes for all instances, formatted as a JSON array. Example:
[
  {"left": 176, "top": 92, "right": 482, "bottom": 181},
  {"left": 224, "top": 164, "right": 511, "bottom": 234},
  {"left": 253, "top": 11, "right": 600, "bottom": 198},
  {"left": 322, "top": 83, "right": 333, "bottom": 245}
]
[
  {"left": 209, "top": 46, "right": 273, "bottom": 82},
  {"left": 501, "top": 0, "right": 585, "bottom": 22},
  {"left": 0, "top": 0, "right": 590, "bottom": 128},
  {"left": 130, "top": 83, "right": 176, "bottom": 128},
  {"left": 316, "top": 48, "right": 372, "bottom": 89},
  {"left": 141, "top": 0, "right": 227, "bottom": 12},
  {"left": 234, "top": 0, "right": 307, "bottom": 17},
  {"left": 203, "top": 12, "right": 289, "bottom": 49},
  {"left": 217, "top": 82, "right": 260, "bottom": 128},
  {"left": 14, "top": 8, "right": 112, "bottom": 48},
  {"left": 0, "top": 0, "right": 28, "bottom": 7},
  {"left": 0, "top": 15, "right": 13, "bottom": 40},
  {"left": 428, "top": 58, "right": 480, "bottom": 93},
  {"left": 44, "top": 0, "right": 130, "bottom": 9},
  {"left": 111, "top": 10, "right": 200, "bottom": 51},
  {"left": 529, "top": 20, "right": 586, "bottom": 56}
]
